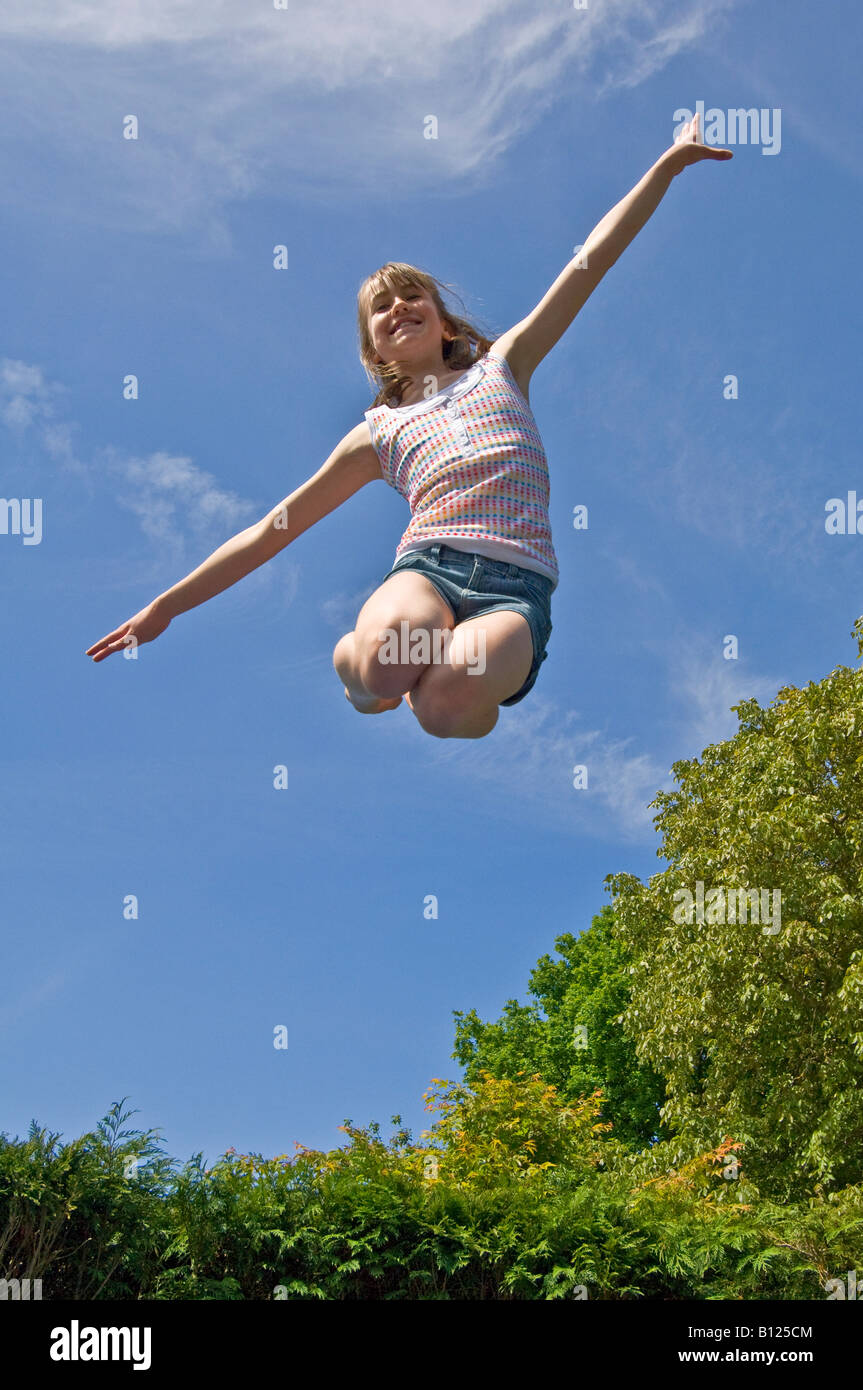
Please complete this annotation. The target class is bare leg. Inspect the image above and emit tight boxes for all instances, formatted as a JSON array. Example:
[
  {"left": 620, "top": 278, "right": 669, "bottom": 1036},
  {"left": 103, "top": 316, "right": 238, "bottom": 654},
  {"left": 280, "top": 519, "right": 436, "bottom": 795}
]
[
  {"left": 333, "top": 631, "right": 403, "bottom": 713},
  {"left": 406, "top": 610, "right": 534, "bottom": 738},
  {"left": 333, "top": 570, "right": 456, "bottom": 714}
]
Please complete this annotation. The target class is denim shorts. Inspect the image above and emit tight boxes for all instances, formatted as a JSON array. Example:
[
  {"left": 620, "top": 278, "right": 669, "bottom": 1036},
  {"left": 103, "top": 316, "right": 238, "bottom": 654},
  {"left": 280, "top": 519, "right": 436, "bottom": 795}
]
[{"left": 380, "top": 542, "right": 553, "bottom": 706}]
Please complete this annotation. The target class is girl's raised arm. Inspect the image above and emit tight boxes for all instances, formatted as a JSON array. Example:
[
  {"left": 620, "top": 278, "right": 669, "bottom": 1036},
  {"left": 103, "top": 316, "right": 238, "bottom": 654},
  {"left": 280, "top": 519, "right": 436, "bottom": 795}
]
[
  {"left": 495, "top": 111, "right": 732, "bottom": 387},
  {"left": 85, "top": 422, "right": 381, "bottom": 663}
]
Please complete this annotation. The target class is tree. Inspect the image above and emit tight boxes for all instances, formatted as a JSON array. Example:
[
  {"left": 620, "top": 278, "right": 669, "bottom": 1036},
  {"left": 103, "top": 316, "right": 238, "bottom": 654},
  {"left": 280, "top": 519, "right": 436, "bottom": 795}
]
[
  {"left": 452, "top": 906, "right": 669, "bottom": 1148},
  {"left": 607, "top": 620, "right": 863, "bottom": 1200}
]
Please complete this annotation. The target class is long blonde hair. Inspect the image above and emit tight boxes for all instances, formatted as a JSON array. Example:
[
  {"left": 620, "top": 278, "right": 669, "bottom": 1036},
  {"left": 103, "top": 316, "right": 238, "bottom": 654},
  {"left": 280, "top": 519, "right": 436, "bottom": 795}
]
[{"left": 357, "top": 262, "right": 495, "bottom": 408}]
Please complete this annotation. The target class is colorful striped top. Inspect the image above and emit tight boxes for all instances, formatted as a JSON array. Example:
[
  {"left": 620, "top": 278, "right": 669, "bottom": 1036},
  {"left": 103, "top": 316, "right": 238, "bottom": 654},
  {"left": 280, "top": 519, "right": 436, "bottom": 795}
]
[{"left": 363, "top": 348, "right": 559, "bottom": 587}]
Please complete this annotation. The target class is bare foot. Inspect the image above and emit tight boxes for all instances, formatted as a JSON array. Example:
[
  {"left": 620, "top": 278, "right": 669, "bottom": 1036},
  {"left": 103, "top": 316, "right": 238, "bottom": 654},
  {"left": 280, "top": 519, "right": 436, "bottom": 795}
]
[{"left": 344, "top": 687, "right": 403, "bottom": 714}]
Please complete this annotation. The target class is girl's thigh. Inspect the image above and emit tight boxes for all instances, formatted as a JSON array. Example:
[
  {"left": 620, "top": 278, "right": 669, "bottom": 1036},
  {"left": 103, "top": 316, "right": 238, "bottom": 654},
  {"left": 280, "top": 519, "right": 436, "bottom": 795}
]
[
  {"left": 354, "top": 570, "right": 456, "bottom": 647},
  {"left": 421, "top": 609, "right": 534, "bottom": 705}
]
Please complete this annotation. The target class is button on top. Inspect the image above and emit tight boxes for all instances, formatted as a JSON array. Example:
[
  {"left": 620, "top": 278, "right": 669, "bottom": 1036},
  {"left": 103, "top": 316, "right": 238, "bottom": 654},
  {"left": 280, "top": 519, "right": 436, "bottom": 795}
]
[{"left": 444, "top": 397, "right": 472, "bottom": 450}]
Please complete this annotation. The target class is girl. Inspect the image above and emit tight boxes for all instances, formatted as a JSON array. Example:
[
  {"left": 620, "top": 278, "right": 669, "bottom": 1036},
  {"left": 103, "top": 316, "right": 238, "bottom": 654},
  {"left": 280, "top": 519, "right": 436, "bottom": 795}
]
[{"left": 87, "top": 115, "right": 730, "bottom": 739}]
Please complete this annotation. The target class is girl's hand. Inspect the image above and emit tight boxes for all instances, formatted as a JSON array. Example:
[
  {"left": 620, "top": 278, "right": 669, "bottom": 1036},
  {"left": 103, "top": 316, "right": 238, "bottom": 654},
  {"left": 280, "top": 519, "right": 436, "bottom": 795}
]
[
  {"left": 663, "top": 110, "right": 733, "bottom": 175},
  {"left": 86, "top": 599, "right": 171, "bottom": 663}
]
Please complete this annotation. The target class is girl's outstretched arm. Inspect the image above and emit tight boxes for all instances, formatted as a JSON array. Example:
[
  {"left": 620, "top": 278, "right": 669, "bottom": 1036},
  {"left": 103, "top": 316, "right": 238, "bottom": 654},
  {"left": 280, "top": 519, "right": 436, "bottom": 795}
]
[
  {"left": 85, "top": 422, "right": 381, "bottom": 662},
  {"left": 497, "top": 111, "right": 732, "bottom": 384}
]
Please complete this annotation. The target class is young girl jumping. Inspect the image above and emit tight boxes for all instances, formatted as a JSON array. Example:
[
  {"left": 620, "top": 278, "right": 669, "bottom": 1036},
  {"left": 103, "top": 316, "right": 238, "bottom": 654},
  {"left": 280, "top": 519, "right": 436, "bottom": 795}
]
[{"left": 87, "top": 115, "right": 730, "bottom": 739}]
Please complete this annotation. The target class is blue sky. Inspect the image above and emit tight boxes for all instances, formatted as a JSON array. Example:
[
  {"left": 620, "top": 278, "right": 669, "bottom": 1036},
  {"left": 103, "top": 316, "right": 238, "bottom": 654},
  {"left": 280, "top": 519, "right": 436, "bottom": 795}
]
[{"left": 1, "top": 0, "right": 860, "bottom": 1164}]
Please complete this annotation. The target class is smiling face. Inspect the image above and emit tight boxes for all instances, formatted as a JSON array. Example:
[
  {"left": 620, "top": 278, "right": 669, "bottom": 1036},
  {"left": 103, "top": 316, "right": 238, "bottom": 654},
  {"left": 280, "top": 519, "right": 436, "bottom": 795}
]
[{"left": 367, "top": 280, "right": 453, "bottom": 369}]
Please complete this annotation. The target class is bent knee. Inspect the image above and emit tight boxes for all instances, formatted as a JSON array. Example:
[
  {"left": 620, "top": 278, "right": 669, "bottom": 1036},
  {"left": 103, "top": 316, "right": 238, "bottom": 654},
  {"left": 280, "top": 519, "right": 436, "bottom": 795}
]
[
  {"left": 411, "top": 677, "right": 498, "bottom": 739},
  {"left": 356, "top": 614, "right": 450, "bottom": 694},
  {"left": 332, "top": 632, "right": 354, "bottom": 667}
]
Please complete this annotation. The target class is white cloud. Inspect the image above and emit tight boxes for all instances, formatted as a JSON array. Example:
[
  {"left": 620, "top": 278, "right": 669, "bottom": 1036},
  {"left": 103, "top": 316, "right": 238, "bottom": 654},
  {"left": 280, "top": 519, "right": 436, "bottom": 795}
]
[
  {"left": 390, "top": 627, "right": 782, "bottom": 843},
  {"left": 0, "top": 357, "right": 69, "bottom": 433},
  {"left": 427, "top": 694, "right": 669, "bottom": 840},
  {"left": 105, "top": 446, "right": 256, "bottom": 552},
  {"left": 0, "top": 355, "right": 268, "bottom": 565},
  {"left": 319, "top": 585, "right": 379, "bottom": 634},
  {"left": 667, "top": 640, "right": 780, "bottom": 755},
  {"left": 0, "top": 0, "right": 740, "bottom": 240}
]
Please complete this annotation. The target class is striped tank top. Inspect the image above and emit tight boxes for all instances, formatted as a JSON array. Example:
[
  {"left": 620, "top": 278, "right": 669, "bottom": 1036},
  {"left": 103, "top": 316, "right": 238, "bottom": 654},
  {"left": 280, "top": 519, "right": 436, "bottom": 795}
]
[{"left": 363, "top": 348, "right": 559, "bottom": 587}]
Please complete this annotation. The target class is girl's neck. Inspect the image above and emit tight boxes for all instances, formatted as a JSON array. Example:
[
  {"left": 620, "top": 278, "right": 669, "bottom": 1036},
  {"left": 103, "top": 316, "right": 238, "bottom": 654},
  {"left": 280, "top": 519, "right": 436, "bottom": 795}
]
[{"left": 395, "top": 361, "right": 469, "bottom": 408}]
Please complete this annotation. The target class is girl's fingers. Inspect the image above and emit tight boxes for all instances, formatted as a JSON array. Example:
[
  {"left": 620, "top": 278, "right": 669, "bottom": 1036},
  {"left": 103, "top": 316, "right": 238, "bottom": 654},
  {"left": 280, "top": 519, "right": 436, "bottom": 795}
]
[
  {"left": 95, "top": 639, "right": 127, "bottom": 662},
  {"left": 676, "top": 117, "right": 698, "bottom": 144},
  {"left": 86, "top": 626, "right": 130, "bottom": 658},
  {"left": 86, "top": 634, "right": 120, "bottom": 655}
]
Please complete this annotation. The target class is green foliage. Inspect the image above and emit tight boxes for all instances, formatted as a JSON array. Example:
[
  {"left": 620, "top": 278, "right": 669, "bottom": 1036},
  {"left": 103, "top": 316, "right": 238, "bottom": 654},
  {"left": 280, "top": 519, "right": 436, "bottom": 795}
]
[
  {"left": 0, "top": 1100, "right": 173, "bottom": 1298},
  {"left": 420, "top": 1071, "right": 614, "bottom": 1185},
  {"left": 3, "top": 1085, "right": 862, "bottom": 1300},
  {"left": 452, "top": 906, "right": 669, "bottom": 1147},
  {"left": 608, "top": 626, "right": 863, "bottom": 1199}
]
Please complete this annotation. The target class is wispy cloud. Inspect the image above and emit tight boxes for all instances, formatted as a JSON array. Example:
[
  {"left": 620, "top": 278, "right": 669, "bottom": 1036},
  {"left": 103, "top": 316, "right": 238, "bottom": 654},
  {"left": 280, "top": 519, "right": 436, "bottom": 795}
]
[
  {"left": 425, "top": 694, "right": 669, "bottom": 840},
  {"left": 399, "top": 626, "right": 783, "bottom": 843},
  {"left": 1, "top": 358, "right": 71, "bottom": 435},
  {"left": 319, "top": 585, "right": 379, "bottom": 635},
  {"left": 711, "top": 45, "right": 862, "bottom": 182},
  {"left": 667, "top": 640, "right": 781, "bottom": 755},
  {"left": 0, "top": 971, "right": 66, "bottom": 1030},
  {"left": 102, "top": 445, "right": 256, "bottom": 556},
  {"left": 0, "top": 356, "right": 268, "bottom": 569},
  {"left": 0, "top": 0, "right": 739, "bottom": 241},
  {"left": 562, "top": 349, "right": 820, "bottom": 578}
]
